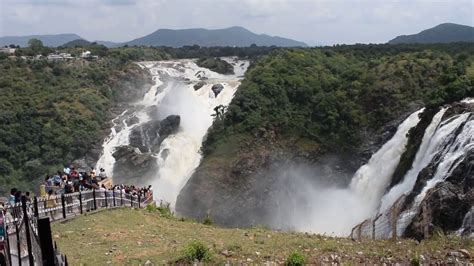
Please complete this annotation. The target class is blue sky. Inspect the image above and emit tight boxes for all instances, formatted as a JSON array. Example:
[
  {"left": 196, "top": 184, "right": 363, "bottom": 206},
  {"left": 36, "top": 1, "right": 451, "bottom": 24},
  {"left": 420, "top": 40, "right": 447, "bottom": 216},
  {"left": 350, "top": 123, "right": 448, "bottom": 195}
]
[{"left": 0, "top": 0, "right": 473, "bottom": 45}]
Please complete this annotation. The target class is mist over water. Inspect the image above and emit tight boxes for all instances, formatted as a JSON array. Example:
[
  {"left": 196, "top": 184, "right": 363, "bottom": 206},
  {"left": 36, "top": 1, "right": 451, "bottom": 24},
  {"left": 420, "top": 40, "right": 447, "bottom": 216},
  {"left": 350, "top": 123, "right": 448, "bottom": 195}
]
[{"left": 267, "top": 109, "right": 424, "bottom": 235}]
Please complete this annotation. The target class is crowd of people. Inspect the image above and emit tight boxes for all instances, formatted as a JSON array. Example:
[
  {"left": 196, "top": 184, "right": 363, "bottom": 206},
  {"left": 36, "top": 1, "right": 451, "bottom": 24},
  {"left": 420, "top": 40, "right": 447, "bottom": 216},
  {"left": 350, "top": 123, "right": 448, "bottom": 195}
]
[
  {"left": 3, "top": 165, "right": 153, "bottom": 208},
  {"left": 40, "top": 165, "right": 108, "bottom": 197}
]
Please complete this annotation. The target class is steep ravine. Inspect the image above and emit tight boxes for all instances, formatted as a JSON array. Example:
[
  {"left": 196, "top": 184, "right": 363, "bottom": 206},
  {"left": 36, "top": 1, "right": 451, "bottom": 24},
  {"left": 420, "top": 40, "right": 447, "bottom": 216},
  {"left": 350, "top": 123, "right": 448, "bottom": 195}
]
[{"left": 176, "top": 100, "right": 473, "bottom": 237}]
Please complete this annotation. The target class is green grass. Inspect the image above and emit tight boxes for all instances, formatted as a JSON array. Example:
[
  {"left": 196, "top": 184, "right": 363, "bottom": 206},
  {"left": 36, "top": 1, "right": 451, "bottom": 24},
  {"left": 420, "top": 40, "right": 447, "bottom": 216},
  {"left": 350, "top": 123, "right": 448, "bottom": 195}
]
[{"left": 52, "top": 208, "right": 473, "bottom": 265}]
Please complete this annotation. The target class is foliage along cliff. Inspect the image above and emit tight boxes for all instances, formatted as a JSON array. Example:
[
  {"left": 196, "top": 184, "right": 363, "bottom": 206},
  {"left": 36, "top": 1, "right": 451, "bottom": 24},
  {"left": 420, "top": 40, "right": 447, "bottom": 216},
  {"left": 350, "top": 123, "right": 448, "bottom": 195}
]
[
  {"left": 176, "top": 43, "right": 474, "bottom": 227},
  {"left": 0, "top": 53, "right": 158, "bottom": 194}
]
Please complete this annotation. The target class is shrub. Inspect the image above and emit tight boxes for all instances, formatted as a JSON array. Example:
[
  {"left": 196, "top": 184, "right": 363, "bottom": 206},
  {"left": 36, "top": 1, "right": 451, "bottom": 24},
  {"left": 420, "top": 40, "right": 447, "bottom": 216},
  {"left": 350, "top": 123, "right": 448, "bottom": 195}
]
[
  {"left": 285, "top": 251, "right": 306, "bottom": 266},
  {"left": 180, "top": 240, "right": 212, "bottom": 263},
  {"left": 410, "top": 254, "right": 421, "bottom": 266},
  {"left": 145, "top": 202, "right": 158, "bottom": 213},
  {"left": 157, "top": 201, "right": 173, "bottom": 218},
  {"left": 203, "top": 214, "right": 213, "bottom": 225}
]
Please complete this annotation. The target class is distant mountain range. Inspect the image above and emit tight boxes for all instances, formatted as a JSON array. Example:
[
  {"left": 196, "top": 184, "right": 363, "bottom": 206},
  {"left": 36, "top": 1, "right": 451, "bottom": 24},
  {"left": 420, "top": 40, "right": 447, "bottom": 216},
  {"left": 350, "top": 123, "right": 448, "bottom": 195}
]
[
  {"left": 0, "top": 34, "right": 83, "bottom": 47},
  {"left": 388, "top": 23, "right": 474, "bottom": 44},
  {"left": 124, "top": 26, "right": 307, "bottom": 47},
  {"left": 0, "top": 26, "right": 307, "bottom": 48}
]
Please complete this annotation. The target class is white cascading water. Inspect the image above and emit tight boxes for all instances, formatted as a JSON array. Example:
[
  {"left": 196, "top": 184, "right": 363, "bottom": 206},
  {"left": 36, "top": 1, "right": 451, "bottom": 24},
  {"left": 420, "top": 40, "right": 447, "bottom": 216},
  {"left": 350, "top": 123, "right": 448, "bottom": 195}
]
[
  {"left": 378, "top": 107, "right": 448, "bottom": 211},
  {"left": 349, "top": 109, "right": 424, "bottom": 213},
  {"left": 395, "top": 113, "right": 473, "bottom": 235},
  {"left": 288, "top": 108, "right": 424, "bottom": 235},
  {"left": 96, "top": 58, "right": 249, "bottom": 207}
]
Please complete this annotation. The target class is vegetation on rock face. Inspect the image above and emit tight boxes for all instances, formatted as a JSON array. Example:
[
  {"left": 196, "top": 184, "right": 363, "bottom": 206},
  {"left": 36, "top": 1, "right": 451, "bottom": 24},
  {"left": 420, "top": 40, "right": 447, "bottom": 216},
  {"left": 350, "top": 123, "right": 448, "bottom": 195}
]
[
  {"left": 0, "top": 48, "right": 153, "bottom": 193},
  {"left": 176, "top": 43, "right": 473, "bottom": 224},
  {"left": 0, "top": 41, "right": 276, "bottom": 194},
  {"left": 196, "top": 57, "right": 234, "bottom": 74},
  {"left": 203, "top": 44, "right": 473, "bottom": 157}
]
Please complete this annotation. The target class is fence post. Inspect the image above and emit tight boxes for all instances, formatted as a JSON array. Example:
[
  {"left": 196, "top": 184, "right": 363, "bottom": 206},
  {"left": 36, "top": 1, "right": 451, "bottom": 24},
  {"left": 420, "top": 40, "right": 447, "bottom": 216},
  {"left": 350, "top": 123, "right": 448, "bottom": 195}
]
[
  {"left": 120, "top": 190, "right": 123, "bottom": 206},
  {"left": 5, "top": 225, "right": 12, "bottom": 265},
  {"left": 93, "top": 189, "right": 97, "bottom": 210},
  {"left": 391, "top": 207, "right": 398, "bottom": 241},
  {"left": 15, "top": 222, "right": 21, "bottom": 266},
  {"left": 422, "top": 201, "right": 430, "bottom": 239},
  {"left": 61, "top": 194, "right": 66, "bottom": 219},
  {"left": 104, "top": 190, "right": 108, "bottom": 208},
  {"left": 357, "top": 224, "right": 362, "bottom": 241},
  {"left": 21, "top": 196, "right": 35, "bottom": 265},
  {"left": 33, "top": 197, "right": 39, "bottom": 218},
  {"left": 138, "top": 194, "right": 141, "bottom": 208},
  {"left": 37, "top": 217, "right": 55, "bottom": 266},
  {"left": 79, "top": 191, "right": 83, "bottom": 215},
  {"left": 113, "top": 190, "right": 116, "bottom": 207},
  {"left": 373, "top": 214, "right": 381, "bottom": 240},
  {"left": 131, "top": 194, "right": 133, "bottom": 208}
]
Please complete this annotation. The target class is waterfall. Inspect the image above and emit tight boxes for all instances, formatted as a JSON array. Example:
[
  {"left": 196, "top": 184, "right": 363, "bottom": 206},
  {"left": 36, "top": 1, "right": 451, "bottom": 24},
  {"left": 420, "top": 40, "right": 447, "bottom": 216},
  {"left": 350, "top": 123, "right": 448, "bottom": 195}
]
[
  {"left": 285, "top": 108, "right": 424, "bottom": 235},
  {"left": 349, "top": 109, "right": 424, "bottom": 213},
  {"left": 95, "top": 58, "right": 249, "bottom": 206},
  {"left": 396, "top": 113, "right": 473, "bottom": 235},
  {"left": 378, "top": 107, "right": 448, "bottom": 211}
]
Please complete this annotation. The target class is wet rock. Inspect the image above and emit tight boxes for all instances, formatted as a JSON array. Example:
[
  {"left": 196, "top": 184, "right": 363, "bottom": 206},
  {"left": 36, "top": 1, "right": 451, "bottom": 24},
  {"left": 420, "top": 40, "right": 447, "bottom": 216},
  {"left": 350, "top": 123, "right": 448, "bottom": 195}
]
[
  {"left": 125, "top": 115, "right": 140, "bottom": 127},
  {"left": 160, "top": 149, "right": 170, "bottom": 161},
  {"left": 112, "top": 146, "right": 159, "bottom": 185},
  {"left": 129, "top": 115, "right": 180, "bottom": 153},
  {"left": 194, "top": 81, "right": 206, "bottom": 91},
  {"left": 211, "top": 84, "right": 224, "bottom": 97}
]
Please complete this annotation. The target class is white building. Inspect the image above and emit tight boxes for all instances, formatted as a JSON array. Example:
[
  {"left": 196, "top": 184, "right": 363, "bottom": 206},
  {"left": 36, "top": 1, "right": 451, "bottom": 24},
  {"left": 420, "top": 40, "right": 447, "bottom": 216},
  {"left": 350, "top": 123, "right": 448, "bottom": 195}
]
[{"left": 0, "top": 48, "right": 16, "bottom": 54}]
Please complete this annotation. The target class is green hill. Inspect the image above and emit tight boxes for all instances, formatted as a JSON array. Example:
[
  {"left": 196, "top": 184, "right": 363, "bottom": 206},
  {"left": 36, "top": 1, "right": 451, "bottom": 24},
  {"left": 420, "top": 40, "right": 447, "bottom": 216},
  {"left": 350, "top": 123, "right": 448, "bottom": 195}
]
[
  {"left": 61, "top": 38, "right": 91, "bottom": 47},
  {"left": 388, "top": 23, "right": 474, "bottom": 44}
]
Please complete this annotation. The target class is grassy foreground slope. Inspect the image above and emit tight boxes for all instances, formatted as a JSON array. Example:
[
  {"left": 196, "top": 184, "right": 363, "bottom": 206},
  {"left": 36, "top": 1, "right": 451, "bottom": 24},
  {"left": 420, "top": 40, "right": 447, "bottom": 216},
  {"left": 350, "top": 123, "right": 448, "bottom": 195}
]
[{"left": 52, "top": 208, "right": 472, "bottom": 265}]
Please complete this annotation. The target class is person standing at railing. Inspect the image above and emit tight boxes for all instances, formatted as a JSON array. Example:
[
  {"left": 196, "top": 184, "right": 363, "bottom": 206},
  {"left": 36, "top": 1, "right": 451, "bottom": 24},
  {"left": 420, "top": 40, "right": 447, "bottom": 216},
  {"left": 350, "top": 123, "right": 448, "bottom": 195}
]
[
  {"left": 8, "top": 189, "right": 16, "bottom": 206},
  {"left": 40, "top": 182, "right": 47, "bottom": 197},
  {"left": 46, "top": 190, "right": 57, "bottom": 221}
]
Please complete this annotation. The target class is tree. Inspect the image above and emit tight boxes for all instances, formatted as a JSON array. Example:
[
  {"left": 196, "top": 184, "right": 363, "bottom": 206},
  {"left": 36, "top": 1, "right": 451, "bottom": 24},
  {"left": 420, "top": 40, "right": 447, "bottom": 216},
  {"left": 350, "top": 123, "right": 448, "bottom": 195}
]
[{"left": 27, "top": 38, "right": 44, "bottom": 54}]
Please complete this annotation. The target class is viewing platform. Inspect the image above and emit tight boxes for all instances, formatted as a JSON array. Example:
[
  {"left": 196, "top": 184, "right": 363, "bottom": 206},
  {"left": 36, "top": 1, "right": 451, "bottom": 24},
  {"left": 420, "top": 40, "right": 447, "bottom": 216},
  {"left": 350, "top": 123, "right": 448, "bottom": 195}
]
[{"left": 0, "top": 186, "right": 153, "bottom": 266}]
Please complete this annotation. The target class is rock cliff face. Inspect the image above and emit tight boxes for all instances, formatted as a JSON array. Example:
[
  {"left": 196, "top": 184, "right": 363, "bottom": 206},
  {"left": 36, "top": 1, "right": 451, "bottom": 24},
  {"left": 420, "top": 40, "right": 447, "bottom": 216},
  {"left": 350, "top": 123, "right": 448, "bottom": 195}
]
[
  {"left": 129, "top": 115, "right": 180, "bottom": 153},
  {"left": 112, "top": 115, "right": 180, "bottom": 185},
  {"left": 176, "top": 100, "right": 473, "bottom": 237},
  {"left": 402, "top": 104, "right": 473, "bottom": 238},
  {"left": 176, "top": 126, "right": 358, "bottom": 227}
]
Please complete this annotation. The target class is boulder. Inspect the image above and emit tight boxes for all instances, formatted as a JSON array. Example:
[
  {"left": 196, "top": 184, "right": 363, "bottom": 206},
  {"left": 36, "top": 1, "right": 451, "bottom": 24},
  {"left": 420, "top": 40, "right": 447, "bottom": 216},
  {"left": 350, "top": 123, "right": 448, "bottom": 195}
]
[
  {"left": 112, "top": 146, "right": 158, "bottom": 185},
  {"left": 125, "top": 115, "right": 139, "bottom": 127},
  {"left": 129, "top": 115, "right": 180, "bottom": 153},
  {"left": 211, "top": 84, "right": 224, "bottom": 97},
  {"left": 193, "top": 81, "right": 206, "bottom": 91}
]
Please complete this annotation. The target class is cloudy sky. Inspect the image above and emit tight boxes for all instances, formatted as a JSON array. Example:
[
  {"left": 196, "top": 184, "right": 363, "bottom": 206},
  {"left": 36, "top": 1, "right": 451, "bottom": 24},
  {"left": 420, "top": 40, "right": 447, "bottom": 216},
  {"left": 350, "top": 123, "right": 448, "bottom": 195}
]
[{"left": 0, "top": 0, "right": 473, "bottom": 45}]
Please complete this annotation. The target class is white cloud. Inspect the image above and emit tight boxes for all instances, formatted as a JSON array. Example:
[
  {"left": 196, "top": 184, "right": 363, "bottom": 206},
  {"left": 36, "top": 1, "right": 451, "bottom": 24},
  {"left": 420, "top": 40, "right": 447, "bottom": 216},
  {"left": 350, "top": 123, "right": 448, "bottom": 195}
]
[{"left": 0, "top": 0, "right": 472, "bottom": 45}]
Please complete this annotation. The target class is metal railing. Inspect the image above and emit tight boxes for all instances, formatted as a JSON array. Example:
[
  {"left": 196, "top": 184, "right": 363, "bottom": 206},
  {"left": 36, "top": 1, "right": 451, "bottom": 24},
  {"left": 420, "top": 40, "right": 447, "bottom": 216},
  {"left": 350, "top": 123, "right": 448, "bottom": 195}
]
[
  {"left": 350, "top": 194, "right": 436, "bottom": 241},
  {"left": 1, "top": 189, "right": 153, "bottom": 266}
]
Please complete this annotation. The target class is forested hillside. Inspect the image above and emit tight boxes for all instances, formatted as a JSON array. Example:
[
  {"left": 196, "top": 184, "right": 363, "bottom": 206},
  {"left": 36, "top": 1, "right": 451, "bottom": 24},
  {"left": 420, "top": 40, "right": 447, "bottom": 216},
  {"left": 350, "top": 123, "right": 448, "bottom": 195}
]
[
  {"left": 0, "top": 56, "right": 154, "bottom": 193},
  {"left": 0, "top": 43, "right": 276, "bottom": 194},
  {"left": 203, "top": 44, "right": 473, "bottom": 154},
  {"left": 177, "top": 43, "right": 474, "bottom": 225}
]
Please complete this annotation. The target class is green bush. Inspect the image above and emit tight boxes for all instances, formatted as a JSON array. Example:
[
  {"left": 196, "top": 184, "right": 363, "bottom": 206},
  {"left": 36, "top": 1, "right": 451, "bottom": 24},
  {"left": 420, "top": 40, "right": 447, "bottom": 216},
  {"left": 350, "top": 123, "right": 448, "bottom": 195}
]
[
  {"left": 285, "top": 251, "right": 306, "bottom": 266},
  {"left": 180, "top": 240, "right": 212, "bottom": 263},
  {"left": 157, "top": 201, "right": 173, "bottom": 218},
  {"left": 145, "top": 203, "right": 158, "bottom": 213},
  {"left": 203, "top": 214, "right": 213, "bottom": 225}
]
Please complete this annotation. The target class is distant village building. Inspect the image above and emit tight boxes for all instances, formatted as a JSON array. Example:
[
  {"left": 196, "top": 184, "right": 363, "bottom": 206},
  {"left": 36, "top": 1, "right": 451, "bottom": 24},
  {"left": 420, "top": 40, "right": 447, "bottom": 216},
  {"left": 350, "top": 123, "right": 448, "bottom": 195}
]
[
  {"left": 47, "top": 52, "right": 74, "bottom": 61},
  {"left": 0, "top": 47, "right": 16, "bottom": 54},
  {"left": 81, "top": 50, "right": 98, "bottom": 60}
]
